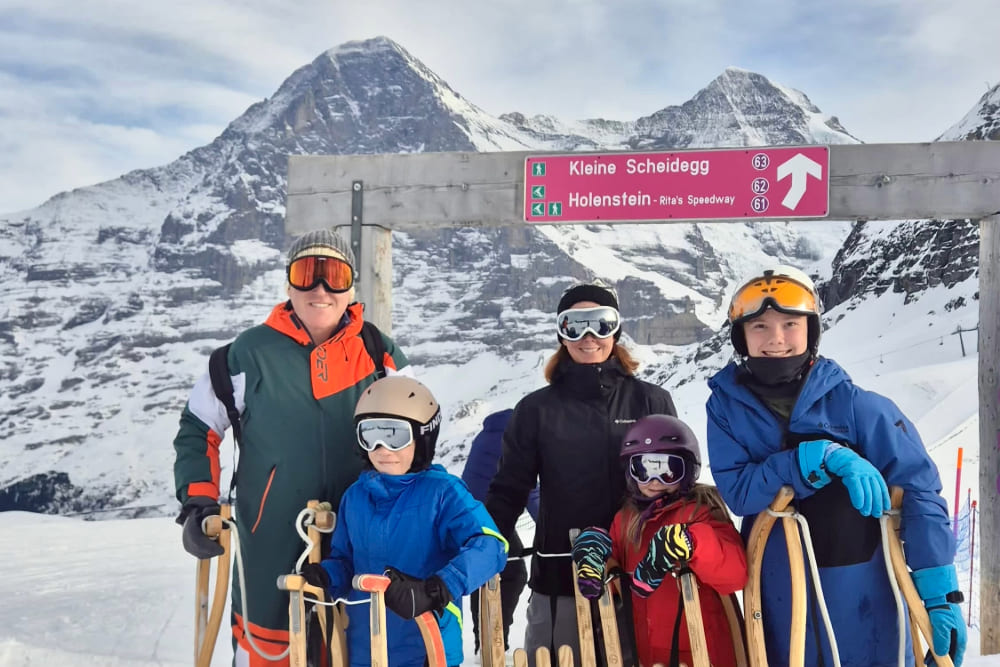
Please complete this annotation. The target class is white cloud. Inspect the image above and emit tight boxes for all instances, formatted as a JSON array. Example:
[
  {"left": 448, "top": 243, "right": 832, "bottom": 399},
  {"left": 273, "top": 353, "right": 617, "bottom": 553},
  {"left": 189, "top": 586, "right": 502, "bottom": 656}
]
[{"left": 0, "top": 0, "right": 997, "bottom": 212}]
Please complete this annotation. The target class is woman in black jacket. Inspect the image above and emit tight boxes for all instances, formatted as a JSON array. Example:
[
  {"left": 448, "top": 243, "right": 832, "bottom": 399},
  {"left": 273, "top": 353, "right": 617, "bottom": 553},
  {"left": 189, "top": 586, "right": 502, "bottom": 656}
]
[{"left": 485, "top": 281, "right": 676, "bottom": 663}]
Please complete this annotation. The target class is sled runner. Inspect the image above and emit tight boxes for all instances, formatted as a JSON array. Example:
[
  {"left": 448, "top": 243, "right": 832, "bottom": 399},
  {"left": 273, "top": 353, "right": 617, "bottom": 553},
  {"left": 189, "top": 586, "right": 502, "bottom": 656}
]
[
  {"left": 194, "top": 503, "right": 231, "bottom": 667},
  {"left": 885, "top": 486, "right": 955, "bottom": 667}
]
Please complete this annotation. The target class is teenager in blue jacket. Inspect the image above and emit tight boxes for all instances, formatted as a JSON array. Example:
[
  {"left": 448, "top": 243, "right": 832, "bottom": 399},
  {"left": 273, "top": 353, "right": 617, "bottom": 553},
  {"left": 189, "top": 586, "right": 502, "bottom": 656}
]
[
  {"left": 302, "top": 377, "right": 507, "bottom": 667},
  {"left": 706, "top": 265, "right": 965, "bottom": 667}
]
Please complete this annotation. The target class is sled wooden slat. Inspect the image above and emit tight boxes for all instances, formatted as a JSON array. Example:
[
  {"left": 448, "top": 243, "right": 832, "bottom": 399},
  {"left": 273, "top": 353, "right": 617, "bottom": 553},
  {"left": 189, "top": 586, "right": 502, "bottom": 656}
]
[
  {"left": 568, "top": 529, "right": 598, "bottom": 667},
  {"left": 679, "top": 571, "right": 710, "bottom": 667},
  {"left": 479, "top": 574, "right": 506, "bottom": 667},
  {"left": 277, "top": 574, "right": 328, "bottom": 667},
  {"left": 596, "top": 579, "right": 624, "bottom": 666},
  {"left": 195, "top": 503, "right": 231, "bottom": 667},
  {"left": 782, "top": 514, "right": 807, "bottom": 667},
  {"left": 354, "top": 574, "right": 391, "bottom": 667}
]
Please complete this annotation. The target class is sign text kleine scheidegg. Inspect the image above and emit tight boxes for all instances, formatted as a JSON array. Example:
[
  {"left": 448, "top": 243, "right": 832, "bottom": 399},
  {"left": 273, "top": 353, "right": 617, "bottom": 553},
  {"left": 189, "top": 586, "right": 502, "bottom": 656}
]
[{"left": 524, "top": 146, "right": 829, "bottom": 223}]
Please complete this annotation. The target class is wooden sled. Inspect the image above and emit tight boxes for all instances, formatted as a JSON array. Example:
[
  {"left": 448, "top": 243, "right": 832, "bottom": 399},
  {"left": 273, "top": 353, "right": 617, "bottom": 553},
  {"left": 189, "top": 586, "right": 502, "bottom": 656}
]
[
  {"left": 353, "top": 572, "right": 447, "bottom": 667},
  {"left": 744, "top": 486, "right": 807, "bottom": 667},
  {"left": 744, "top": 484, "right": 955, "bottom": 667}
]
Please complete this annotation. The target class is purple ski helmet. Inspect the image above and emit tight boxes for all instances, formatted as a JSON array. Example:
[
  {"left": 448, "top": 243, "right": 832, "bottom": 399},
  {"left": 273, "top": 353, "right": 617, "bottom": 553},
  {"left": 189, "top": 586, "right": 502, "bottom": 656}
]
[{"left": 620, "top": 414, "right": 701, "bottom": 498}]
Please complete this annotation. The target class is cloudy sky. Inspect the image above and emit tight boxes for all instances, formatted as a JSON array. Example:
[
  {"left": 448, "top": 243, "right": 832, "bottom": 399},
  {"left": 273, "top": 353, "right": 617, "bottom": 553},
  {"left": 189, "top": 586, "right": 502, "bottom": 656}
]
[{"left": 1, "top": 0, "right": 997, "bottom": 214}]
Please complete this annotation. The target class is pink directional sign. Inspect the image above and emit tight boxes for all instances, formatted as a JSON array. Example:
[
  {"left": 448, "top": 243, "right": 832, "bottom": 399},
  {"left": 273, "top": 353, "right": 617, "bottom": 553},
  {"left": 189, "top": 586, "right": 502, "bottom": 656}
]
[{"left": 524, "top": 146, "right": 829, "bottom": 223}]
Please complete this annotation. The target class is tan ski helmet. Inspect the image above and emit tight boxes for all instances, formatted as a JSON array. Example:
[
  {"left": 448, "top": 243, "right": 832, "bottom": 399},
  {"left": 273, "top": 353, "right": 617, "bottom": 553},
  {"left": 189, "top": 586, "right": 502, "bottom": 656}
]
[{"left": 354, "top": 376, "right": 442, "bottom": 471}]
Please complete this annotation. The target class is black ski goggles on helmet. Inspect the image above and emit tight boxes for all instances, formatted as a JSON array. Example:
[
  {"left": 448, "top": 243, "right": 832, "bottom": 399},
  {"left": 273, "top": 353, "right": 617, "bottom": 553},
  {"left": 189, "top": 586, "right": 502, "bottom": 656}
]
[
  {"left": 287, "top": 255, "right": 355, "bottom": 293},
  {"left": 556, "top": 306, "right": 621, "bottom": 341},
  {"left": 628, "top": 452, "right": 686, "bottom": 485},
  {"left": 356, "top": 418, "right": 414, "bottom": 452}
]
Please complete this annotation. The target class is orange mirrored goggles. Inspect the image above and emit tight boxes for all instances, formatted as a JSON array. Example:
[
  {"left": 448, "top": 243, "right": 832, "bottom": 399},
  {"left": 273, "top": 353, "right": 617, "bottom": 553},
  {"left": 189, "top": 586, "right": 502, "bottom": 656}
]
[
  {"left": 728, "top": 276, "right": 817, "bottom": 323},
  {"left": 287, "top": 255, "right": 354, "bottom": 293}
]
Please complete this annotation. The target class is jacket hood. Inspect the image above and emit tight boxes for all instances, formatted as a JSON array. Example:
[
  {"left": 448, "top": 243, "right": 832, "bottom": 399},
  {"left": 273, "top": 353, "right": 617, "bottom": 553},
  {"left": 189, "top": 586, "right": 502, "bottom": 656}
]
[
  {"left": 481, "top": 409, "right": 514, "bottom": 433},
  {"left": 709, "top": 356, "right": 848, "bottom": 419},
  {"left": 360, "top": 464, "right": 449, "bottom": 501}
]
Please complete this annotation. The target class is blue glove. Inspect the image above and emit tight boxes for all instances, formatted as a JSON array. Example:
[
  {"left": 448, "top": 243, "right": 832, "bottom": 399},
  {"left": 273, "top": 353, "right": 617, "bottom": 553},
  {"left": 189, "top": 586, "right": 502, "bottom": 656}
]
[
  {"left": 571, "top": 527, "right": 612, "bottom": 600},
  {"left": 631, "top": 524, "right": 692, "bottom": 598},
  {"left": 911, "top": 565, "right": 967, "bottom": 667},
  {"left": 797, "top": 439, "right": 838, "bottom": 488},
  {"left": 823, "top": 445, "right": 890, "bottom": 518}
]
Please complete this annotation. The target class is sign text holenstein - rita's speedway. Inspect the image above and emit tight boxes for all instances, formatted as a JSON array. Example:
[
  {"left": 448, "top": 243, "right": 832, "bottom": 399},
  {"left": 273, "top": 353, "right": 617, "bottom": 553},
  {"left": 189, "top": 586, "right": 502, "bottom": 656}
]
[{"left": 524, "top": 147, "right": 830, "bottom": 223}]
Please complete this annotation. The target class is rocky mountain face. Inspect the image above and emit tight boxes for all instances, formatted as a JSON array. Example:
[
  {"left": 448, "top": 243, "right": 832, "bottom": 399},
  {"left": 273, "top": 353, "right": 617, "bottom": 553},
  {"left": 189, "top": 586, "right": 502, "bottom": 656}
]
[
  {"left": 822, "top": 219, "right": 978, "bottom": 314},
  {"left": 1, "top": 35, "right": 978, "bottom": 517}
]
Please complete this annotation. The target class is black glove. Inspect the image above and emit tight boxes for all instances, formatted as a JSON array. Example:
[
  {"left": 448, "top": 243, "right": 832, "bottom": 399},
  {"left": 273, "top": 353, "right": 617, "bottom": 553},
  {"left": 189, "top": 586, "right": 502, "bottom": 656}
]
[
  {"left": 300, "top": 563, "right": 332, "bottom": 591},
  {"left": 178, "top": 496, "right": 224, "bottom": 559},
  {"left": 383, "top": 567, "right": 452, "bottom": 620}
]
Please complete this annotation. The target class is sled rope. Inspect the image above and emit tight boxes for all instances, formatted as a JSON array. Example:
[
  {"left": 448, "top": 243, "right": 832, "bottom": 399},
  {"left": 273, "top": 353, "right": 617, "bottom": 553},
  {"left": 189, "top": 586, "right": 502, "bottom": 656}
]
[
  {"left": 293, "top": 504, "right": 335, "bottom": 575},
  {"left": 765, "top": 505, "right": 842, "bottom": 667},
  {"left": 223, "top": 516, "right": 290, "bottom": 661}
]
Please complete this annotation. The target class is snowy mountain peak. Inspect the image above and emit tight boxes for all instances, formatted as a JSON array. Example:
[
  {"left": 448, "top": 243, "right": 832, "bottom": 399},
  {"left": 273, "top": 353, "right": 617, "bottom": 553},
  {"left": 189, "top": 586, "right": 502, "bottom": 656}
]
[
  {"left": 938, "top": 81, "right": 1000, "bottom": 141},
  {"left": 625, "top": 67, "right": 859, "bottom": 150}
]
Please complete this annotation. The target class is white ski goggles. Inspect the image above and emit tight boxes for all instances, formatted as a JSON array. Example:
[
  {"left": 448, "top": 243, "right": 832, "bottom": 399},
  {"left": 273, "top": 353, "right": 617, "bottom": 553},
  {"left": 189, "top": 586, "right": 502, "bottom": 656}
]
[
  {"left": 356, "top": 418, "right": 414, "bottom": 452},
  {"left": 628, "top": 453, "right": 686, "bottom": 485},
  {"left": 556, "top": 306, "right": 621, "bottom": 341}
]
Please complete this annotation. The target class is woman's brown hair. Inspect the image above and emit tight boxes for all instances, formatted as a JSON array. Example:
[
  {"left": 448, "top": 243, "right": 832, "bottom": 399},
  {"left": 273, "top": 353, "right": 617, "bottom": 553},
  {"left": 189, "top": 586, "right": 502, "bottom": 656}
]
[{"left": 543, "top": 343, "right": 640, "bottom": 383}]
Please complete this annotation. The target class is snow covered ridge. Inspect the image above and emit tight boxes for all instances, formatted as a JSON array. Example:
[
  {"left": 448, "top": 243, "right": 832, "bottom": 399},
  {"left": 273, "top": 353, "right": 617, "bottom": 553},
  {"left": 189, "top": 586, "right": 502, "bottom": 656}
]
[
  {"left": 938, "top": 81, "right": 1000, "bottom": 141},
  {"left": 0, "top": 36, "right": 990, "bottom": 519}
]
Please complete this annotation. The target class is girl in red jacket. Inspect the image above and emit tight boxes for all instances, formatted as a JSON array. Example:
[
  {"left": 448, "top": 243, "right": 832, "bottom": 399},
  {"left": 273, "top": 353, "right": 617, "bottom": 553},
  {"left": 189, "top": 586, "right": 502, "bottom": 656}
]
[{"left": 572, "top": 414, "right": 747, "bottom": 667}]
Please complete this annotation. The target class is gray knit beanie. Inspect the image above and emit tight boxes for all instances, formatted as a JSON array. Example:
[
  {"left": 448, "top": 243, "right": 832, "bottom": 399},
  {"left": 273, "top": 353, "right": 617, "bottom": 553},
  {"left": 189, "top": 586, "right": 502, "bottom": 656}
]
[{"left": 286, "top": 229, "right": 356, "bottom": 270}]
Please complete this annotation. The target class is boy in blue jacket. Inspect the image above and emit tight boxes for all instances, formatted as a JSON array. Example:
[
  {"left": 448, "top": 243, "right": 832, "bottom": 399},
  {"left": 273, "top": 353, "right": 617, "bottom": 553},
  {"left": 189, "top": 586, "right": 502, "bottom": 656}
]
[
  {"left": 302, "top": 377, "right": 508, "bottom": 667},
  {"left": 706, "top": 265, "right": 965, "bottom": 667}
]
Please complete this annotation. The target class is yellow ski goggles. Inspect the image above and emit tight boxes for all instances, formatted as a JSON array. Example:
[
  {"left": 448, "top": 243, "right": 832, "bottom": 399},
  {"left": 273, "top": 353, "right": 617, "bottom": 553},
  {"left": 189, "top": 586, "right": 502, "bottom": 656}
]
[{"left": 728, "top": 275, "right": 817, "bottom": 323}]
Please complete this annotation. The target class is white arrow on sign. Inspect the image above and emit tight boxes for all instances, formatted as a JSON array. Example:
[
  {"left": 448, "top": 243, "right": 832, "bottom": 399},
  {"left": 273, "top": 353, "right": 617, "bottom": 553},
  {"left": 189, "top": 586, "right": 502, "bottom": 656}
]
[{"left": 776, "top": 153, "right": 823, "bottom": 210}]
